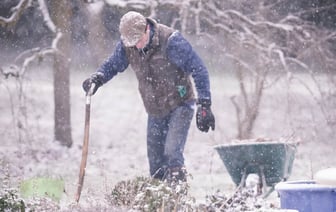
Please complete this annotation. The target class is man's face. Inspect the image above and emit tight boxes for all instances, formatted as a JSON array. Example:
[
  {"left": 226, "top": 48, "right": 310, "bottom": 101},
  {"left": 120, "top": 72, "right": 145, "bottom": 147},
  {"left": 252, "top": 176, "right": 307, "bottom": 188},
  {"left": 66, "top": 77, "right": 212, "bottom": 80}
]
[{"left": 135, "top": 26, "right": 149, "bottom": 49}]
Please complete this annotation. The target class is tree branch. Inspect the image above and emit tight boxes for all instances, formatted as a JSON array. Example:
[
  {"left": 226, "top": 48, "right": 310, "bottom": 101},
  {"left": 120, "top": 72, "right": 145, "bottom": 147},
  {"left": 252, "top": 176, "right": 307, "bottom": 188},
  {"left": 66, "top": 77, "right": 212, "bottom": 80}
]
[
  {"left": 0, "top": 0, "right": 31, "bottom": 28},
  {"left": 37, "top": 0, "right": 56, "bottom": 33},
  {"left": 0, "top": 0, "right": 63, "bottom": 79}
]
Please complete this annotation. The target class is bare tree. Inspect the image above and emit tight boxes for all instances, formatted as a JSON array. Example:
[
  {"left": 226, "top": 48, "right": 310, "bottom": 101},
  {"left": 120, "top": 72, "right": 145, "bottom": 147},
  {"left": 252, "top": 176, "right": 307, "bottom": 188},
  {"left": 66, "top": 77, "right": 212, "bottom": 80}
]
[{"left": 0, "top": 0, "right": 73, "bottom": 147}]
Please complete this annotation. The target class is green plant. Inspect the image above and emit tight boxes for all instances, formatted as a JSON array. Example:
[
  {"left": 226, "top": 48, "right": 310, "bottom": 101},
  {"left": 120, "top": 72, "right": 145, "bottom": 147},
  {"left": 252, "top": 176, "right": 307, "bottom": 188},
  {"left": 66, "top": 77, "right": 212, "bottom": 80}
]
[
  {"left": 107, "top": 176, "right": 196, "bottom": 211},
  {"left": 0, "top": 188, "right": 25, "bottom": 212}
]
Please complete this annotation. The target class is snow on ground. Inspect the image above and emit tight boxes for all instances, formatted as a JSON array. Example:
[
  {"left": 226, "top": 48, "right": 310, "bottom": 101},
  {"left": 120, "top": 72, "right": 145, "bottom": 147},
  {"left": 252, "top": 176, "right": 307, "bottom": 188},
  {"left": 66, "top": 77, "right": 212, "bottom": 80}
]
[{"left": 1, "top": 66, "right": 336, "bottom": 210}]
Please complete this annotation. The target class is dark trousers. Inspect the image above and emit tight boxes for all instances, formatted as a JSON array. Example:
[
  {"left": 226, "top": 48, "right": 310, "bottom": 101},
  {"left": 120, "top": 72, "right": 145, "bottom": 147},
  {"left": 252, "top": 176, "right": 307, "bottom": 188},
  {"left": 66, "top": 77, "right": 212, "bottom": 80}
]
[{"left": 147, "top": 103, "right": 194, "bottom": 179}]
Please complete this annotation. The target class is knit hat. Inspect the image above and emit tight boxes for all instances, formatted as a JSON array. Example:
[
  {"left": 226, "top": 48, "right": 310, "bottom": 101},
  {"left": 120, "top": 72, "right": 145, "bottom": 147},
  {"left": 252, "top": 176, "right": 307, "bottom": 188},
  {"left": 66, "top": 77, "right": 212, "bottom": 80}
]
[{"left": 119, "top": 11, "right": 147, "bottom": 47}]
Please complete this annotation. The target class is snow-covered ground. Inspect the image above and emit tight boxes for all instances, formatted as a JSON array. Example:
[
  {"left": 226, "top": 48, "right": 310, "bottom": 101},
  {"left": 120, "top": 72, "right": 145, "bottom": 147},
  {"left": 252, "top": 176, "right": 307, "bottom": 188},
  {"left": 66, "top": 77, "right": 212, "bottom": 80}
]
[{"left": 1, "top": 66, "right": 336, "bottom": 210}]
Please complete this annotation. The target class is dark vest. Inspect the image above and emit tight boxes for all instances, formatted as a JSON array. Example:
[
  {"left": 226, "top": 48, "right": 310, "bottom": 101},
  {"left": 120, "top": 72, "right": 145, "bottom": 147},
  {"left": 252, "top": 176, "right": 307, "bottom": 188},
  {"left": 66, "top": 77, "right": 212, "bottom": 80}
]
[{"left": 125, "top": 19, "right": 194, "bottom": 117}]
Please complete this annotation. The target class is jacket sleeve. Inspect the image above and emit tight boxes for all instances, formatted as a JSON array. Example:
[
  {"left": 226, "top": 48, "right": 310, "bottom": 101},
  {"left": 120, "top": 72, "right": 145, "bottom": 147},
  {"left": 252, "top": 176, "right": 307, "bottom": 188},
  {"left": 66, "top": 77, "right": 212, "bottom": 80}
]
[
  {"left": 96, "top": 40, "right": 129, "bottom": 83},
  {"left": 166, "top": 32, "right": 211, "bottom": 101}
]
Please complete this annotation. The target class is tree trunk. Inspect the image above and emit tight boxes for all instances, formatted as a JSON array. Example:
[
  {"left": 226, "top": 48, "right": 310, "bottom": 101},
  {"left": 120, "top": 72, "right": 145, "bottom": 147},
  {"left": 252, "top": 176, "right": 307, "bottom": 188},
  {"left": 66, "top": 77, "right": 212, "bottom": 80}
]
[
  {"left": 83, "top": 1, "right": 109, "bottom": 66},
  {"left": 50, "top": 0, "right": 73, "bottom": 147}
]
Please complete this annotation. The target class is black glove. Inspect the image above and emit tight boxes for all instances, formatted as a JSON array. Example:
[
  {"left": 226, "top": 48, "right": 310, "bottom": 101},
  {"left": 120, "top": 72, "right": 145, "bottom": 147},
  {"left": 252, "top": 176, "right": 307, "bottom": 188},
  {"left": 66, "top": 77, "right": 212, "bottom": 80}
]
[
  {"left": 82, "top": 72, "right": 104, "bottom": 95},
  {"left": 196, "top": 99, "right": 215, "bottom": 132}
]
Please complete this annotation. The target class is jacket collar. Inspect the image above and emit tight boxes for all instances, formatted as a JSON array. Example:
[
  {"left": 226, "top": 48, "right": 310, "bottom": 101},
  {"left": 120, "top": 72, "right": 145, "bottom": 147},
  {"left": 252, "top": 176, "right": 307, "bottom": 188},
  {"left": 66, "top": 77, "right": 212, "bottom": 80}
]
[{"left": 146, "top": 18, "right": 160, "bottom": 48}]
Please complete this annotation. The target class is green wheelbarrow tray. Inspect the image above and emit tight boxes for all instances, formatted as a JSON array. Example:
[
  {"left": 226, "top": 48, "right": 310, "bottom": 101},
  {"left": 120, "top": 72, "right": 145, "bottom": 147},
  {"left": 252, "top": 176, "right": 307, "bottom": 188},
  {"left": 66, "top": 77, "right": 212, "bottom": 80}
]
[{"left": 215, "top": 141, "right": 297, "bottom": 196}]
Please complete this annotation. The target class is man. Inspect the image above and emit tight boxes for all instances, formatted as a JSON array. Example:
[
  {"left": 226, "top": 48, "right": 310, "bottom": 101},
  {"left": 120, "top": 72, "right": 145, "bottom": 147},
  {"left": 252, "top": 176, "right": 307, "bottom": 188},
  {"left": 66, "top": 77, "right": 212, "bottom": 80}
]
[{"left": 82, "top": 11, "right": 215, "bottom": 182}]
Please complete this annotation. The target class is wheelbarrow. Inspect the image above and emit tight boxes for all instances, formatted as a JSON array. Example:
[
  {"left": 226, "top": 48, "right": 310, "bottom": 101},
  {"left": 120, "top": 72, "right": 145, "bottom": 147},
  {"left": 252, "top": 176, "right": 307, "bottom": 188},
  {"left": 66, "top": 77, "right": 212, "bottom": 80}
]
[{"left": 215, "top": 140, "right": 297, "bottom": 197}]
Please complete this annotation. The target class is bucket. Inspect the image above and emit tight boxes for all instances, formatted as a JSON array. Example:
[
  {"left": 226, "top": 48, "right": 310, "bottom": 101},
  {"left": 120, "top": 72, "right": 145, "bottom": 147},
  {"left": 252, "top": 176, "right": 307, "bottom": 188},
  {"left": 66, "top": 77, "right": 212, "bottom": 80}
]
[{"left": 275, "top": 180, "right": 336, "bottom": 212}]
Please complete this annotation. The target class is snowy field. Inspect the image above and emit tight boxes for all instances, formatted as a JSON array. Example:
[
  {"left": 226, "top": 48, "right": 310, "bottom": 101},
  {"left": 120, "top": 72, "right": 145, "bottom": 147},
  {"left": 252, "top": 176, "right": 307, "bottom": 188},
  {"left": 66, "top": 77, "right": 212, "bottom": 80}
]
[{"left": 1, "top": 66, "right": 336, "bottom": 210}]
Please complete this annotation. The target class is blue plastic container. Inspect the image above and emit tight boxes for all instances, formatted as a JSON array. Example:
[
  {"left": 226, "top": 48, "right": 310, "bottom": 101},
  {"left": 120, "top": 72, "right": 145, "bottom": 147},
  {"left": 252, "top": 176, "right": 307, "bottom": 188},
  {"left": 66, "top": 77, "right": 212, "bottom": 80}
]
[{"left": 275, "top": 180, "right": 336, "bottom": 212}]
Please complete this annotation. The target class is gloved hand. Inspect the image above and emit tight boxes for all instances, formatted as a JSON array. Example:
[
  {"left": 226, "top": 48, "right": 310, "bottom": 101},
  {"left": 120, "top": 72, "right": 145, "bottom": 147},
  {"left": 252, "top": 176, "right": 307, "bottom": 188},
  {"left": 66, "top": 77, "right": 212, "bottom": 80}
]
[
  {"left": 82, "top": 72, "right": 104, "bottom": 95},
  {"left": 196, "top": 99, "right": 215, "bottom": 132}
]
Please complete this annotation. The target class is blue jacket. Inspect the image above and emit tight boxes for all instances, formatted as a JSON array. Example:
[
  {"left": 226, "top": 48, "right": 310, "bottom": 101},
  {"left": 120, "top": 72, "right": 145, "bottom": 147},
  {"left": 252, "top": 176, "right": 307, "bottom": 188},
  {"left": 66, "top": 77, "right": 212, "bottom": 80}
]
[{"left": 96, "top": 29, "right": 211, "bottom": 102}]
